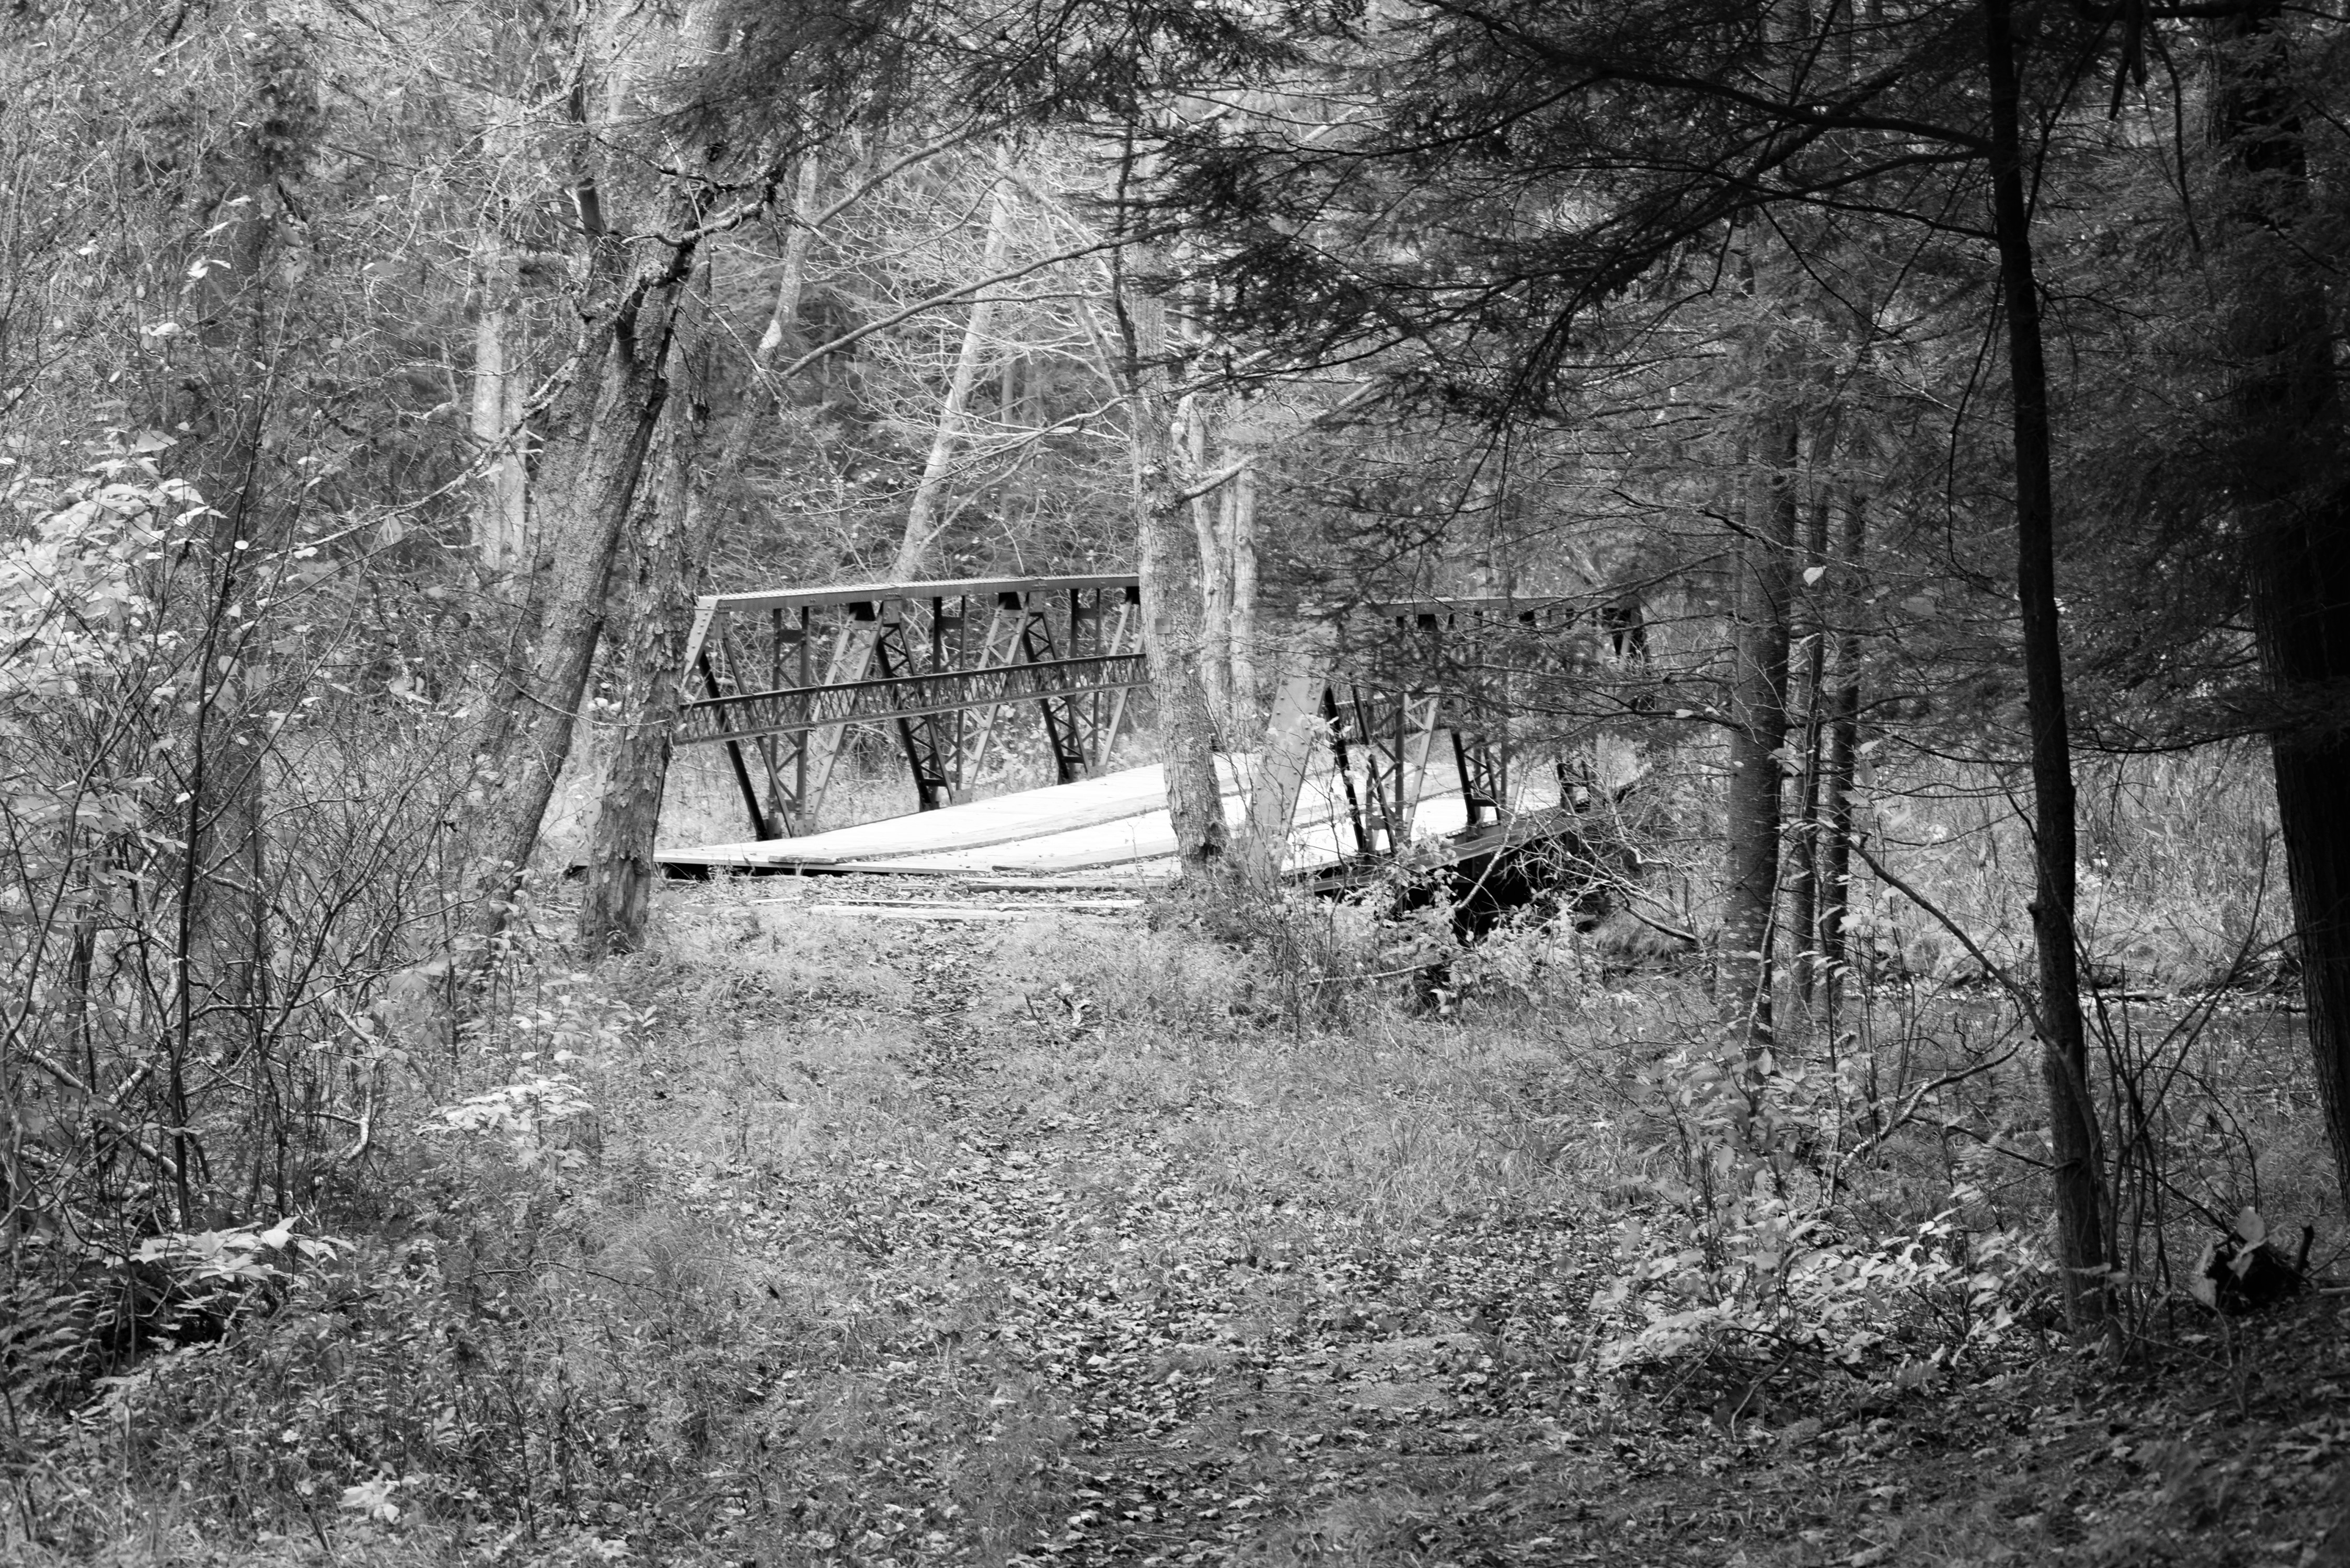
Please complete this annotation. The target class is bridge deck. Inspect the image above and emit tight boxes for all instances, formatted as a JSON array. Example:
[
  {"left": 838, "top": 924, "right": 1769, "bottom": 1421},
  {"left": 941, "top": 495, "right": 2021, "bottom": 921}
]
[{"left": 659, "top": 755, "right": 1560, "bottom": 882}]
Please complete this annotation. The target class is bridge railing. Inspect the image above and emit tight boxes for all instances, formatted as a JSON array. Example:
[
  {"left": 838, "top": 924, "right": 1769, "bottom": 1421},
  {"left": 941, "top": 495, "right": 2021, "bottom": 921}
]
[
  {"left": 677, "top": 575, "right": 1146, "bottom": 838},
  {"left": 674, "top": 575, "right": 1639, "bottom": 852}
]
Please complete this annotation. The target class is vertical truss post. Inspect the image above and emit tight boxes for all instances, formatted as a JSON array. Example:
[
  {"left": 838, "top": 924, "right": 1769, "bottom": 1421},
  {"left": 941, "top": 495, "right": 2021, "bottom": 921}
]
[
  {"left": 796, "top": 603, "right": 881, "bottom": 831},
  {"left": 1322, "top": 685, "right": 1374, "bottom": 858},
  {"left": 1018, "top": 591, "right": 1091, "bottom": 784},
  {"left": 932, "top": 593, "right": 968, "bottom": 803},
  {"left": 756, "top": 607, "right": 791, "bottom": 835},
  {"left": 871, "top": 609, "right": 957, "bottom": 811},
  {"left": 1445, "top": 606, "right": 1509, "bottom": 829},
  {"left": 695, "top": 642, "right": 775, "bottom": 839},
  {"left": 955, "top": 592, "right": 1024, "bottom": 791},
  {"left": 1069, "top": 585, "right": 1106, "bottom": 766}
]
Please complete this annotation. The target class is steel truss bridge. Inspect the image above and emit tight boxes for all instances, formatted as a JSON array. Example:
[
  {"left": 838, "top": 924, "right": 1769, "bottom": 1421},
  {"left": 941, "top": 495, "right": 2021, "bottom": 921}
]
[{"left": 667, "top": 572, "right": 1619, "bottom": 879}]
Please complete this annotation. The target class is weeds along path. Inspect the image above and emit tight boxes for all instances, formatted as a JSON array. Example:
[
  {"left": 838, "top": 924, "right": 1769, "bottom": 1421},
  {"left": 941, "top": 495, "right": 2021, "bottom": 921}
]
[
  {"left": 843, "top": 901, "right": 1620, "bottom": 1564},
  {"left": 629, "top": 879, "right": 1683, "bottom": 1564},
  {"left": 610, "top": 883, "right": 2350, "bottom": 1568}
]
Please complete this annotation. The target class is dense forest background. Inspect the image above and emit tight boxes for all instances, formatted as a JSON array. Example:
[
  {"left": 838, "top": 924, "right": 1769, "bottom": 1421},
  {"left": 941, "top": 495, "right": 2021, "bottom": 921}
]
[{"left": 5, "top": 0, "right": 2350, "bottom": 1563}]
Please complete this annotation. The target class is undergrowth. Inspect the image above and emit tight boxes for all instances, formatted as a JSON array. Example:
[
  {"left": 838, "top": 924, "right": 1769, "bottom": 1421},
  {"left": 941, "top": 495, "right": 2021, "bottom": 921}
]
[{"left": 4, "top": 860, "right": 2338, "bottom": 1565}]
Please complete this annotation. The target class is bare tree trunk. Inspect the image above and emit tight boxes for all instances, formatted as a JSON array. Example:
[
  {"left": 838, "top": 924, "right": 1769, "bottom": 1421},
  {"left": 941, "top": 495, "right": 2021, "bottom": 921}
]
[
  {"left": 1119, "top": 280, "right": 1226, "bottom": 869},
  {"left": 1227, "top": 460, "right": 1261, "bottom": 733},
  {"left": 1181, "top": 394, "right": 1234, "bottom": 726},
  {"left": 1986, "top": 0, "right": 2104, "bottom": 1329},
  {"left": 891, "top": 161, "right": 1012, "bottom": 580},
  {"left": 1722, "top": 409, "right": 1799, "bottom": 1057},
  {"left": 2211, "top": 3, "right": 2350, "bottom": 1220},
  {"left": 182, "top": 174, "right": 279, "bottom": 1078},
  {"left": 467, "top": 197, "right": 696, "bottom": 948},
  {"left": 471, "top": 233, "right": 530, "bottom": 582},
  {"left": 1787, "top": 416, "right": 1838, "bottom": 1010},
  {"left": 575, "top": 264, "right": 717, "bottom": 956},
  {"left": 577, "top": 157, "right": 822, "bottom": 917}
]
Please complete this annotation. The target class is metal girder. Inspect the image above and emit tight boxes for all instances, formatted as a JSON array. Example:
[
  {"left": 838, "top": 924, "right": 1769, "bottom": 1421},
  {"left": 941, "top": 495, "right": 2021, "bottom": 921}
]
[
  {"left": 1016, "top": 601, "right": 1092, "bottom": 784},
  {"left": 677, "top": 652, "right": 1151, "bottom": 747},
  {"left": 674, "top": 572, "right": 1590, "bottom": 855},
  {"left": 1343, "top": 686, "right": 1443, "bottom": 855},
  {"left": 677, "top": 577, "right": 1147, "bottom": 832}
]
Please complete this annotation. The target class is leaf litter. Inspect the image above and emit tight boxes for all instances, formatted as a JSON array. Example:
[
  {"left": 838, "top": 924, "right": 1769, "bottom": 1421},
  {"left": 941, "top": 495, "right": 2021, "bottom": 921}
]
[{"left": 597, "top": 882, "right": 2350, "bottom": 1568}]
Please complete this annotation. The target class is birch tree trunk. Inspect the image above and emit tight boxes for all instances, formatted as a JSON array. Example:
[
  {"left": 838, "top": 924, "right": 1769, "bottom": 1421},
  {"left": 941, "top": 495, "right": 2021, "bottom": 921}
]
[
  {"left": 471, "top": 237, "right": 530, "bottom": 582},
  {"left": 785, "top": 158, "right": 1009, "bottom": 823},
  {"left": 890, "top": 163, "right": 1013, "bottom": 580}
]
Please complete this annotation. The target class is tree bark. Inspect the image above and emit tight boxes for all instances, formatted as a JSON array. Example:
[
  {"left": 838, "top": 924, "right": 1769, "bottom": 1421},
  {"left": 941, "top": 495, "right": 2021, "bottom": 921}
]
[
  {"left": 1227, "top": 460, "right": 1261, "bottom": 733},
  {"left": 2210, "top": 4, "right": 2350, "bottom": 1219},
  {"left": 574, "top": 270, "right": 715, "bottom": 957},
  {"left": 1122, "top": 283, "right": 1228, "bottom": 869},
  {"left": 1985, "top": 0, "right": 2105, "bottom": 1328},
  {"left": 471, "top": 233, "right": 531, "bottom": 582},
  {"left": 467, "top": 206, "right": 695, "bottom": 949},
  {"left": 890, "top": 161, "right": 1013, "bottom": 580},
  {"left": 1181, "top": 393, "right": 1234, "bottom": 726},
  {"left": 180, "top": 162, "right": 282, "bottom": 1078},
  {"left": 1722, "top": 409, "right": 1799, "bottom": 1057},
  {"left": 1788, "top": 417, "right": 1839, "bottom": 1010}
]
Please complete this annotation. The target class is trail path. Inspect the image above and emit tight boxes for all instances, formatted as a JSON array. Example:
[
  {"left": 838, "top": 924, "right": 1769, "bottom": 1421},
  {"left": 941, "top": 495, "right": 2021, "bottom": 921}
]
[{"left": 625, "top": 883, "right": 2350, "bottom": 1568}]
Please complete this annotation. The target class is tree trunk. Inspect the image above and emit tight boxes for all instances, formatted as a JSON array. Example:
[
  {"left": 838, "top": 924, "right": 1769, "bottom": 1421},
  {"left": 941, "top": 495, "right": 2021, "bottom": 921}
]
[
  {"left": 181, "top": 178, "right": 279, "bottom": 1081},
  {"left": 1722, "top": 409, "right": 1799, "bottom": 1057},
  {"left": 1181, "top": 394, "right": 1234, "bottom": 727},
  {"left": 1227, "top": 460, "right": 1261, "bottom": 733},
  {"left": 1122, "top": 284, "right": 1227, "bottom": 869},
  {"left": 574, "top": 144, "right": 828, "bottom": 946},
  {"left": 575, "top": 272, "right": 716, "bottom": 956},
  {"left": 467, "top": 207, "right": 695, "bottom": 948},
  {"left": 2211, "top": 4, "right": 2350, "bottom": 1219},
  {"left": 1815, "top": 491, "right": 1867, "bottom": 1039},
  {"left": 1787, "top": 418, "right": 1839, "bottom": 1011},
  {"left": 471, "top": 232, "right": 531, "bottom": 582},
  {"left": 1985, "top": 0, "right": 2105, "bottom": 1328},
  {"left": 890, "top": 162, "right": 1013, "bottom": 580},
  {"left": 789, "top": 157, "right": 1010, "bottom": 823}
]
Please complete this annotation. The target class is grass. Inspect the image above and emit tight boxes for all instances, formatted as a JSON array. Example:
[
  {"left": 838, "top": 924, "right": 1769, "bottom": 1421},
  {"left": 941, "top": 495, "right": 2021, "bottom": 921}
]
[{"left": 1864, "top": 748, "right": 2290, "bottom": 989}]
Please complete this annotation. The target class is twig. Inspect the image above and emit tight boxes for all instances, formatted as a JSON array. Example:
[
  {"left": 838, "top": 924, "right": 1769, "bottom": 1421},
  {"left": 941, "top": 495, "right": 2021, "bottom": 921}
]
[
  {"left": 15, "top": 1051, "right": 182, "bottom": 1178},
  {"left": 1836, "top": 1046, "right": 2021, "bottom": 1170},
  {"left": 1847, "top": 836, "right": 2045, "bottom": 1037}
]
